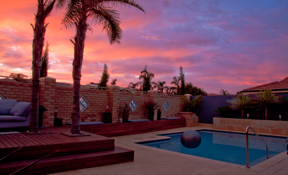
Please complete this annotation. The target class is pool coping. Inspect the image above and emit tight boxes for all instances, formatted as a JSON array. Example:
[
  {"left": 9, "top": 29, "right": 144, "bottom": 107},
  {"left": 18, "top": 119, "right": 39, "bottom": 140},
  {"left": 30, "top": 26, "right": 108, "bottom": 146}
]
[
  {"left": 52, "top": 126, "right": 288, "bottom": 175},
  {"left": 129, "top": 127, "right": 288, "bottom": 172},
  {"left": 135, "top": 128, "right": 287, "bottom": 167}
]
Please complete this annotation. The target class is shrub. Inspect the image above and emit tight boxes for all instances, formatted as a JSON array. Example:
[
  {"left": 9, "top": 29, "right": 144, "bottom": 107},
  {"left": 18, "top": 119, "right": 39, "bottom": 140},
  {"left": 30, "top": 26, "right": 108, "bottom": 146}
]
[
  {"left": 144, "top": 100, "right": 159, "bottom": 121},
  {"left": 215, "top": 106, "right": 237, "bottom": 118}
]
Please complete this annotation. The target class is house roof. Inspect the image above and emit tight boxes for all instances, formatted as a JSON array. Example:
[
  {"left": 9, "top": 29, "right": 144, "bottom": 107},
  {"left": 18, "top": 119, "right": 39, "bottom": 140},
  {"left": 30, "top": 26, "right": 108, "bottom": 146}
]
[{"left": 241, "top": 76, "right": 288, "bottom": 92}]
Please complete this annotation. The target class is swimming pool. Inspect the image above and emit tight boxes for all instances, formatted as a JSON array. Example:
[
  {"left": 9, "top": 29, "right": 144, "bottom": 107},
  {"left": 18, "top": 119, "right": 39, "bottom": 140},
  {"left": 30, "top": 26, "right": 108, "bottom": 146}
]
[{"left": 138, "top": 130, "right": 286, "bottom": 166}]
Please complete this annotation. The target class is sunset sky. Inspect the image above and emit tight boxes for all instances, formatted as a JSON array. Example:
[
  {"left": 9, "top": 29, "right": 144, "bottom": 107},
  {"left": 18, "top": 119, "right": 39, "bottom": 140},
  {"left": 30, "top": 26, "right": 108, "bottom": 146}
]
[{"left": 0, "top": 0, "right": 287, "bottom": 94}]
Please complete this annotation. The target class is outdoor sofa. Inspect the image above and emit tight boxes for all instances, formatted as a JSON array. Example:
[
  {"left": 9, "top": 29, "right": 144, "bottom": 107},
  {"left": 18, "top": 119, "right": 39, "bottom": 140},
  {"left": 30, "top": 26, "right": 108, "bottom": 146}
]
[{"left": 0, "top": 99, "right": 31, "bottom": 129}]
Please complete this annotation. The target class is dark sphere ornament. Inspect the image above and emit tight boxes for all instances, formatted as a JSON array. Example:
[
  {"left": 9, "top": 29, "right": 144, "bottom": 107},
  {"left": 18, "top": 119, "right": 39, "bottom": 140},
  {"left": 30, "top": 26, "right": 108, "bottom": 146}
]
[{"left": 180, "top": 130, "right": 201, "bottom": 148}]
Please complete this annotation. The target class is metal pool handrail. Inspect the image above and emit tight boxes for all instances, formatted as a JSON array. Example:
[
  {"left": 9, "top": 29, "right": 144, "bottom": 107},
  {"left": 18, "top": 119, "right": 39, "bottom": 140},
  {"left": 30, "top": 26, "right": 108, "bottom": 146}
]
[{"left": 246, "top": 126, "right": 269, "bottom": 168}]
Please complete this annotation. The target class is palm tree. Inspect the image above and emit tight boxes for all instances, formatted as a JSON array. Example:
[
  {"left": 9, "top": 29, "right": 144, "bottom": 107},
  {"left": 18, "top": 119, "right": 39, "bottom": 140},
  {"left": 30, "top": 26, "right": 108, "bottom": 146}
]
[
  {"left": 128, "top": 82, "right": 138, "bottom": 90},
  {"left": 61, "top": 0, "right": 145, "bottom": 134},
  {"left": 254, "top": 90, "right": 281, "bottom": 120},
  {"left": 152, "top": 81, "right": 166, "bottom": 93},
  {"left": 164, "top": 86, "right": 177, "bottom": 94},
  {"left": 40, "top": 42, "right": 50, "bottom": 77},
  {"left": 220, "top": 89, "right": 229, "bottom": 95},
  {"left": 230, "top": 94, "right": 251, "bottom": 119},
  {"left": 171, "top": 76, "right": 180, "bottom": 94},
  {"left": 30, "top": 0, "right": 59, "bottom": 133},
  {"left": 139, "top": 65, "right": 155, "bottom": 91}
]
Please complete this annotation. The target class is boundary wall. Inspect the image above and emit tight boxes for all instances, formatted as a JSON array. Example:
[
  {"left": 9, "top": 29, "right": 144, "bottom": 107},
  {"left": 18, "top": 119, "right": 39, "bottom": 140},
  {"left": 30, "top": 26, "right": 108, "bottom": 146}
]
[{"left": 0, "top": 77, "right": 184, "bottom": 127}]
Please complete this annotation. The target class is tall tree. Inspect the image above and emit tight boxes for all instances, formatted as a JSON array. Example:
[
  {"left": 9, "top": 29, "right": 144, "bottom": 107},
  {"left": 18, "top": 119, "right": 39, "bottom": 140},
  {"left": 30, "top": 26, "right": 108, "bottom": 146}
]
[
  {"left": 152, "top": 81, "right": 166, "bottom": 93},
  {"left": 254, "top": 90, "right": 281, "bottom": 120},
  {"left": 230, "top": 94, "right": 251, "bottom": 119},
  {"left": 171, "top": 76, "right": 180, "bottom": 94},
  {"left": 98, "top": 64, "right": 110, "bottom": 87},
  {"left": 220, "top": 89, "right": 229, "bottom": 95},
  {"left": 61, "top": 0, "right": 145, "bottom": 134},
  {"left": 179, "top": 66, "right": 185, "bottom": 95},
  {"left": 30, "top": 0, "right": 57, "bottom": 133},
  {"left": 164, "top": 86, "right": 177, "bottom": 94},
  {"left": 139, "top": 65, "right": 154, "bottom": 91},
  {"left": 185, "top": 83, "right": 207, "bottom": 96},
  {"left": 128, "top": 82, "right": 139, "bottom": 90},
  {"left": 40, "top": 42, "right": 50, "bottom": 77}
]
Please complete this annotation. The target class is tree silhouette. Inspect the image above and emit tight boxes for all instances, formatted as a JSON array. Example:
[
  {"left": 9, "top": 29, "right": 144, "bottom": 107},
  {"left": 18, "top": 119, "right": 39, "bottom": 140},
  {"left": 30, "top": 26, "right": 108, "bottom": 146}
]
[
  {"left": 171, "top": 76, "right": 180, "bottom": 94},
  {"left": 139, "top": 65, "right": 154, "bottom": 91},
  {"left": 111, "top": 79, "right": 117, "bottom": 85},
  {"left": 99, "top": 64, "right": 110, "bottom": 87},
  {"left": 254, "top": 90, "right": 281, "bottom": 120},
  {"left": 230, "top": 94, "right": 252, "bottom": 119},
  {"left": 179, "top": 67, "right": 185, "bottom": 95},
  {"left": 30, "top": 0, "right": 58, "bottom": 133},
  {"left": 61, "top": 0, "right": 145, "bottom": 134},
  {"left": 40, "top": 42, "right": 50, "bottom": 77}
]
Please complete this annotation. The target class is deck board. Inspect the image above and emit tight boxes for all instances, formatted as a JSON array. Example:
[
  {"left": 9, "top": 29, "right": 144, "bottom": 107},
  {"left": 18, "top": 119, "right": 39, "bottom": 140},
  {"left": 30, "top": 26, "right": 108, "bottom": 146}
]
[{"left": 0, "top": 125, "right": 115, "bottom": 163}]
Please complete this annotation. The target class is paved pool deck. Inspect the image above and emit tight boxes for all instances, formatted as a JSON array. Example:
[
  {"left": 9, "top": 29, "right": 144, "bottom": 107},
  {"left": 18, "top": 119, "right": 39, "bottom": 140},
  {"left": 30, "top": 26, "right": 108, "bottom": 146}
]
[{"left": 51, "top": 126, "right": 288, "bottom": 175}]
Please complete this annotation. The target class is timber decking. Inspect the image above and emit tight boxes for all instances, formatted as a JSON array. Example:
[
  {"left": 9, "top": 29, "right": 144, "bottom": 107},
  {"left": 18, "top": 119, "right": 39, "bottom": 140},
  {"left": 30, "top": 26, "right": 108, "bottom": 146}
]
[
  {"left": 0, "top": 126, "right": 114, "bottom": 162},
  {"left": 81, "top": 118, "right": 186, "bottom": 137},
  {"left": 0, "top": 126, "right": 134, "bottom": 175},
  {"left": 0, "top": 146, "right": 133, "bottom": 175}
]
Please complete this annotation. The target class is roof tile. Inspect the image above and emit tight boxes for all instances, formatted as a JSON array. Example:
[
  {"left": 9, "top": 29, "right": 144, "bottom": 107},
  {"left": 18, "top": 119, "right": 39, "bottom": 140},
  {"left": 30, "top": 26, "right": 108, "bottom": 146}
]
[{"left": 242, "top": 76, "right": 288, "bottom": 91}]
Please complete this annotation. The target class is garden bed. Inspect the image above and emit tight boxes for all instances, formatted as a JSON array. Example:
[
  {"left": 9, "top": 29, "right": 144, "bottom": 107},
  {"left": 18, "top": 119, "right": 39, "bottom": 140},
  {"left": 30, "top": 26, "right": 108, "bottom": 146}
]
[{"left": 81, "top": 118, "right": 186, "bottom": 137}]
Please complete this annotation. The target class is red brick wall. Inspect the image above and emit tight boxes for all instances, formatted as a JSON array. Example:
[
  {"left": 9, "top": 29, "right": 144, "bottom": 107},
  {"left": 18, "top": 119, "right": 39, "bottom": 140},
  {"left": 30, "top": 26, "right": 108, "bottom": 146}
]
[
  {"left": 54, "top": 86, "right": 109, "bottom": 125},
  {"left": 0, "top": 79, "right": 31, "bottom": 102},
  {"left": 0, "top": 77, "right": 184, "bottom": 127}
]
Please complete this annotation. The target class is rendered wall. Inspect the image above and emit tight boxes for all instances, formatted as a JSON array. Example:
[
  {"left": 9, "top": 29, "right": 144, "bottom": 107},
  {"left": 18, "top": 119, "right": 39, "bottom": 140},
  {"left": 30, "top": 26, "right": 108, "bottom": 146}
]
[
  {"left": 191, "top": 95, "right": 236, "bottom": 124},
  {"left": 192, "top": 94, "right": 288, "bottom": 124}
]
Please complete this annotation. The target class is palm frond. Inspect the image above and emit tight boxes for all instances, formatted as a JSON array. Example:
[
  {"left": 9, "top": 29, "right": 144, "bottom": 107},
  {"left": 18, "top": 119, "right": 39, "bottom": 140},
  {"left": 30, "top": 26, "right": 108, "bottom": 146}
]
[
  {"left": 90, "top": 5, "right": 122, "bottom": 44},
  {"left": 230, "top": 94, "right": 251, "bottom": 110},
  {"left": 61, "top": 0, "right": 82, "bottom": 27},
  {"left": 99, "top": 0, "right": 145, "bottom": 13},
  {"left": 254, "top": 90, "right": 281, "bottom": 108}
]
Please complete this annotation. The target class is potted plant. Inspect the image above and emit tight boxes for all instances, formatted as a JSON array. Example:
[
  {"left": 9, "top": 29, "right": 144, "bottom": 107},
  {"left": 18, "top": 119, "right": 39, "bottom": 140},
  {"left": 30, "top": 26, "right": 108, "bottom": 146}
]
[
  {"left": 144, "top": 100, "right": 159, "bottom": 121},
  {"left": 103, "top": 105, "right": 112, "bottom": 123},
  {"left": 118, "top": 104, "right": 131, "bottom": 123}
]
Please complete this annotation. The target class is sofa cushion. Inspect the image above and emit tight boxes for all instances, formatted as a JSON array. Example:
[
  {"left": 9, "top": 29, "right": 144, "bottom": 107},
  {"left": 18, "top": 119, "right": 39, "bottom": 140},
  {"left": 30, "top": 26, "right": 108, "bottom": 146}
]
[
  {"left": 9, "top": 102, "right": 31, "bottom": 116},
  {"left": 0, "top": 99, "right": 17, "bottom": 115},
  {"left": 0, "top": 115, "right": 26, "bottom": 122}
]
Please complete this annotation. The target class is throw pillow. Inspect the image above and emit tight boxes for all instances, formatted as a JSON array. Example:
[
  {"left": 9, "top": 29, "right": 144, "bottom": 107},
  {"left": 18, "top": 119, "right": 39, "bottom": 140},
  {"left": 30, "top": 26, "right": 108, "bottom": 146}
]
[
  {"left": 0, "top": 99, "right": 17, "bottom": 115},
  {"left": 9, "top": 102, "right": 31, "bottom": 116}
]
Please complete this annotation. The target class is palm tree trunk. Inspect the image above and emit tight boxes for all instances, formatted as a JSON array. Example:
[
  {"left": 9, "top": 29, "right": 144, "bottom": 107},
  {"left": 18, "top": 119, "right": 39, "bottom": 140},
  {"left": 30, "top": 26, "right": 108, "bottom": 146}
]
[
  {"left": 265, "top": 107, "right": 267, "bottom": 120},
  {"left": 30, "top": 0, "right": 55, "bottom": 133},
  {"left": 71, "top": 16, "right": 87, "bottom": 134}
]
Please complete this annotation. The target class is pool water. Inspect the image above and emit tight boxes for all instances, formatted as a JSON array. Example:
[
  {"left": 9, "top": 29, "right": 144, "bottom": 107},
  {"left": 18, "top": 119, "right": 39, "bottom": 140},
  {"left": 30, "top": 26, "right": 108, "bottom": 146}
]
[{"left": 139, "top": 130, "right": 286, "bottom": 166}]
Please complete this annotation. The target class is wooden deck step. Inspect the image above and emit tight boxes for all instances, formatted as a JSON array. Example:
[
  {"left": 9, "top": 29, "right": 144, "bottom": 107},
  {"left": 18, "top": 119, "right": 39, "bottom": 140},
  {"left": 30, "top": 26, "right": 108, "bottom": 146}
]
[
  {"left": 0, "top": 127, "right": 115, "bottom": 162},
  {"left": 0, "top": 146, "right": 133, "bottom": 175}
]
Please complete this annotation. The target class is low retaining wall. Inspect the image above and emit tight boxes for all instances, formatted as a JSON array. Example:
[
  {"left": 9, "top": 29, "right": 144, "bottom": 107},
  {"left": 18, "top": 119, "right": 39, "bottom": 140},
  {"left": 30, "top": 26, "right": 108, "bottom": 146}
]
[
  {"left": 177, "top": 112, "right": 198, "bottom": 127},
  {"left": 213, "top": 118, "right": 288, "bottom": 136},
  {"left": 81, "top": 118, "right": 186, "bottom": 137}
]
